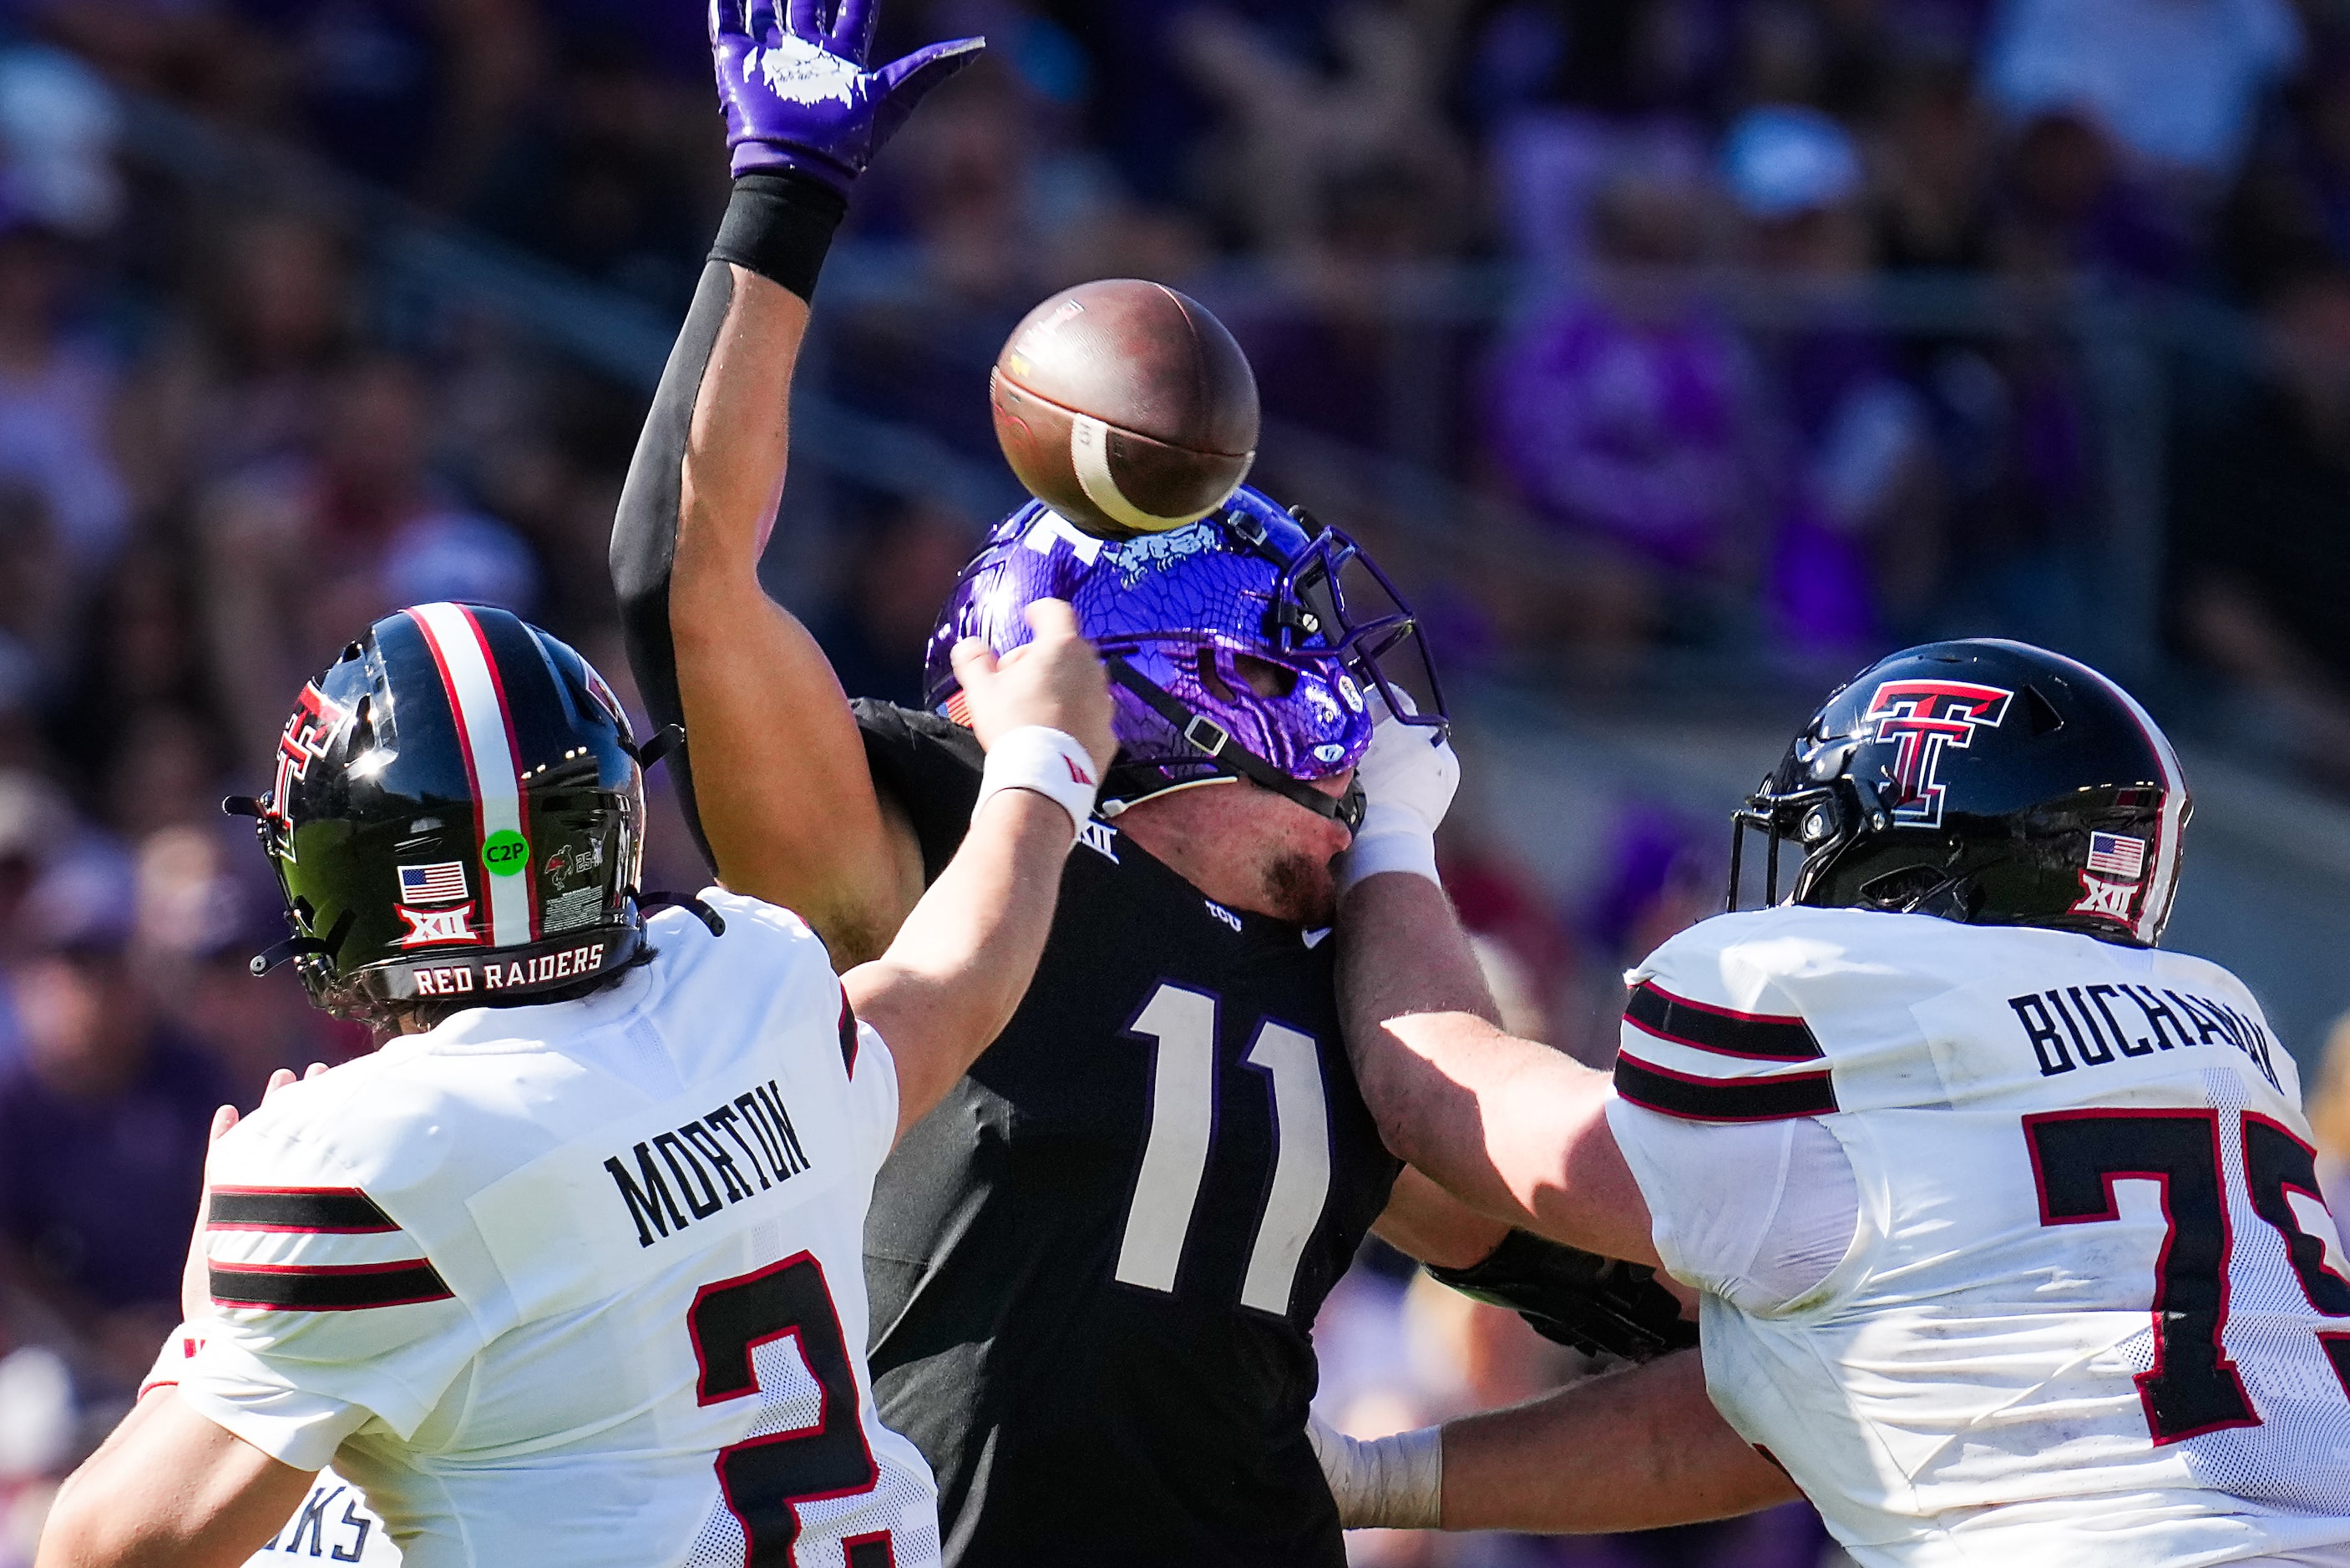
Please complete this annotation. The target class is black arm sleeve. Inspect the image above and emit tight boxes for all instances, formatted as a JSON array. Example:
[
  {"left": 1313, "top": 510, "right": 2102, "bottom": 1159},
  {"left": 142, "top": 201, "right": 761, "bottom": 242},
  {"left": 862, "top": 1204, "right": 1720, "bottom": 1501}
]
[
  {"left": 1424, "top": 1230, "right": 1699, "bottom": 1363},
  {"left": 610, "top": 257, "right": 737, "bottom": 874},
  {"left": 608, "top": 173, "right": 847, "bottom": 875}
]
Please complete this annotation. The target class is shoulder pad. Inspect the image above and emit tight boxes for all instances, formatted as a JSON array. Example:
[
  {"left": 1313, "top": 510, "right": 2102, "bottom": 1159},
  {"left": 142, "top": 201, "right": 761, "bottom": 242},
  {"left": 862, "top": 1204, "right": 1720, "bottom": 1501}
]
[{"left": 853, "top": 700, "right": 982, "bottom": 884}]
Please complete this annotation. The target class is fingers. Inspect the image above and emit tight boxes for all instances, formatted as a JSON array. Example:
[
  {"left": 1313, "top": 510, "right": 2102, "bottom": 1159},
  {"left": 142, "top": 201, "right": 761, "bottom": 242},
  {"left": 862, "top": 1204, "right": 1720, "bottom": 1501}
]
[
  {"left": 829, "top": 0, "right": 876, "bottom": 60},
  {"left": 950, "top": 638, "right": 1000, "bottom": 687},
  {"left": 1024, "top": 598, "right": 1080, "bottom": 641},
  {"left": 306, "top": 1061, "right": 328, "bottom": 1080},
  {"left": 784, "top": 0, "right": 823, "bottom": 43},
  {"left": 265, "top": 1067, "right": 296, "bottom": 1098},
  {"left": 874, "top": 34, "right": 986, "bottom": 109},
  {"left": 209, "top": 1105, "right": 238, "bottom": 1144}
]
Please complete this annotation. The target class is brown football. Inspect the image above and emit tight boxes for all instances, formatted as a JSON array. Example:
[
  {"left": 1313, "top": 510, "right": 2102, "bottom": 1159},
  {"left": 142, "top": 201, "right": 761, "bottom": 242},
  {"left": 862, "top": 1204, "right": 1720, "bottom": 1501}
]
[{"left": 990, "top": 279, "right": 1260, "bottom": 539}]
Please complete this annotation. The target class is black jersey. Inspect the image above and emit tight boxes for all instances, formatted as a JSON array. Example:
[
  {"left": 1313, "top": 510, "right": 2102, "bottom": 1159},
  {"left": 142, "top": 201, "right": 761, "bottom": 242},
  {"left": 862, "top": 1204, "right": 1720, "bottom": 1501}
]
[{"left": 853, "top": 701, "right": 1402, "bottom": 1566}]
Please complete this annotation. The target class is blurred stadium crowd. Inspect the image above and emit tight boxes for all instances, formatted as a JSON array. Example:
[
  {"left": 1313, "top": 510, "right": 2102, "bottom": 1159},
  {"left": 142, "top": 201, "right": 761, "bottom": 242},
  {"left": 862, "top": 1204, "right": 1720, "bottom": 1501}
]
[{"left": 7, "top": 0, "right": 2350, "bottom": 1562}]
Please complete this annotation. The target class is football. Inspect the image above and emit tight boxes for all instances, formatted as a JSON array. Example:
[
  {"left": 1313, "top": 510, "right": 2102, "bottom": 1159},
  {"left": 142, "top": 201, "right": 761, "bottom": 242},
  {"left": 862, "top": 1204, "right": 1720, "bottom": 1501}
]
[{"left": 990, "top": 278, "right": 1260, "bottom": 539}]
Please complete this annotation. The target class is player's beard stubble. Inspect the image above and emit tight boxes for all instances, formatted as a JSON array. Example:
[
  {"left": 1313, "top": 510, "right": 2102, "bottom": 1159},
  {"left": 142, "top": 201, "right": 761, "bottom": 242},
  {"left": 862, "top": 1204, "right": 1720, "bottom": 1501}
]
[{"left": 1259, "top": 847, "right": 1340, "bottom": 928}]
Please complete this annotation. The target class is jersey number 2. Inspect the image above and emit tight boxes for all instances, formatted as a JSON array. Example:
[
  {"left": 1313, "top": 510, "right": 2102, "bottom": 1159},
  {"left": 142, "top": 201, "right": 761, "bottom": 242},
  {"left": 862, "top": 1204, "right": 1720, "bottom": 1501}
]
[
  {"left": 1113, "top": 983, "right": 1332, "bottom": 1316},
  {"left": 687, "top": 1253, "right": 893, "bottom": 1568},
  {"left": 2026, "top": 1108, "right": 2350, "bottom": 1444}
]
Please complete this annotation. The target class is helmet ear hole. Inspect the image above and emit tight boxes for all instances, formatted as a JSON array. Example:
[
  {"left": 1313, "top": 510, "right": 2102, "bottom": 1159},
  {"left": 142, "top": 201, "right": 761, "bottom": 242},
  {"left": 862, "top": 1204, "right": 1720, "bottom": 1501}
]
[{"left": 1194, "top": 649, "right": 1238, "bottom": 705}]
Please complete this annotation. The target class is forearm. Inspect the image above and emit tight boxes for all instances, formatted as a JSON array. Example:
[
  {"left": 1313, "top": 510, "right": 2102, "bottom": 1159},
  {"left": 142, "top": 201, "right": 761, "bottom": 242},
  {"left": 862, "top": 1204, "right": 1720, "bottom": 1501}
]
[
  {"left": 1339, "top": 873, "right": 1657, "bottom": 1262},
  {"left": 1372, "top": 1163, "right": 1512, "bottom": 1270},
  {"left": 1441, "top": 1350, "right": 1797, "bottom": 1532},
  {"left": 609, "top": 183, "right": 915, "bottom": 960},
  {"left": 847, "top": 790, "right": 1075, "bottom": 1136}
]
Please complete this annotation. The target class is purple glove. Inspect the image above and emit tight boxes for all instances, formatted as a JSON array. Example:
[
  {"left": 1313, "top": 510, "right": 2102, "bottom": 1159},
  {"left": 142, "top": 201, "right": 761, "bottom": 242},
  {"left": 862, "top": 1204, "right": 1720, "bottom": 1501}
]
[{"left": 711, "top": 0, "right": 984, "bottom": 191}]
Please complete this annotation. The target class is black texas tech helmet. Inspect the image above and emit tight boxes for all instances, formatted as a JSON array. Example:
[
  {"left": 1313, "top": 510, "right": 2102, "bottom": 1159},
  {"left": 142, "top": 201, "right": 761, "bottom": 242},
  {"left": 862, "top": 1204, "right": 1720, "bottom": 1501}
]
[
  {"left": 231, "top": 602, "right": 649, "bottom": 1022},
  {"left": 1730, "top": 639, "right": 2189, "bottom": 946}
]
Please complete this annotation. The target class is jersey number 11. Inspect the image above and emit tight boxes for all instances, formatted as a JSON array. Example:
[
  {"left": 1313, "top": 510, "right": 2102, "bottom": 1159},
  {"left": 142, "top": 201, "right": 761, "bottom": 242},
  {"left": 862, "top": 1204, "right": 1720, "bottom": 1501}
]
[{"left": 1113, "top": 982, "right": 1332, "bottom": 1318}]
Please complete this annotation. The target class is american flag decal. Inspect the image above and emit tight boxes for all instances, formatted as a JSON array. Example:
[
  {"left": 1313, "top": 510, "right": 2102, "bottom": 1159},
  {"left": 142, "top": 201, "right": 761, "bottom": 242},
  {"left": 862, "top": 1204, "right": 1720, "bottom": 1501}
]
[
  {"left": 398, "top": 862, "right": 470, "bottom": 905},
  {"left": 2086, "top": 832, "right": 2146, "bottom": 881}
]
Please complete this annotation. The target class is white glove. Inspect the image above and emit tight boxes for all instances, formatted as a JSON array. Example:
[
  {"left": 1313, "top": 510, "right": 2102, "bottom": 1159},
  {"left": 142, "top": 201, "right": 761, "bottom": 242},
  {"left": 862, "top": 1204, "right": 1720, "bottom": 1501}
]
[
  {"left": 1306, "top": 1410, "right": 1444, "bottom": 1530},
  {"left": 1335, "top": 692, "right": 1460, "bottom": 893}
]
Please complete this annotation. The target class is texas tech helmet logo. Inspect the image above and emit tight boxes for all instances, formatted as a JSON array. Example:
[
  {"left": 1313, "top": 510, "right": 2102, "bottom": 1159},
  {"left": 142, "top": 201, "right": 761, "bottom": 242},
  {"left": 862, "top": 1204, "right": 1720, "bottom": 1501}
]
[
  {"left": 1865, "top": 680, "right": 2014, "bottom": 829},
  {"left": 261, "top": 681, "right": 350, "bottom": 856}
]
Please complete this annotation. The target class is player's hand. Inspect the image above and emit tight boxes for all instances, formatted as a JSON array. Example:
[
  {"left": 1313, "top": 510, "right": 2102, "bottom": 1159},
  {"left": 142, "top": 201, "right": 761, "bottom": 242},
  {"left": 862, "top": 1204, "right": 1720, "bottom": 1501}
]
[
  {"left": 951, "top": 600, "right": 1117, "bottom": 776},
  {"left": 711, "top": 0, "right": 984, "bottom": 190},
  {"left": 1337, "top": 689, "right": 1459, "bottom": 891},
  {"left": 1357, "top": 689, "right": 1460, "bottom": 837},
  {"left": 179, "top": 1063, "right": 329, "bottom": 1323}
]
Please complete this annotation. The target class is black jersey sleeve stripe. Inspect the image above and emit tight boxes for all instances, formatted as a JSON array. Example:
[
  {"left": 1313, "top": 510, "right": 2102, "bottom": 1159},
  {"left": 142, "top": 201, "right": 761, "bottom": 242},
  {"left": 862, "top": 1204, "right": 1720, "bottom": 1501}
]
[
  {"left": 207, "top": 1186, "right": 399, "bottom": 1234},
  {"left": 1623, "top": 981, "right": 1824, "bottom": 1062},
  {"left": 210, "top": 1260, "right": 453, "bottom": 1311},
  {"left": 1613, "top": 1051, "right": 1839, "bottom": 1122}
]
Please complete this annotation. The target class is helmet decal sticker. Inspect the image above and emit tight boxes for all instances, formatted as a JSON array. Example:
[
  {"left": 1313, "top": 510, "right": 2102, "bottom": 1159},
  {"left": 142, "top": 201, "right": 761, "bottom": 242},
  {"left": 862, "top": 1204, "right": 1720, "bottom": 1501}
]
[
  {"left": 2071, "top": 873, "right": 2140, "bottom": 921},
  {"left": 398, "top": 903, "right": 483, "bottom": 947},
  {"left": 483, "top": 829, "right": 531, "bottom": 878},
  {"left": 2085, "top": 832, "right": 2147, "bottom": 880},
  {"left": 1864, "top": 680, "right": 2015, "bottom": 828},
  {"left": 1111, "top": 524, "right": 1220, "bottom": 589},
  {"left": 397, "top": 862, "right": 471, "bottom": 906},
  {"left": 266, "top": 682, "right": 350, "bottom": 853},
  {"left": 1336, "top": 672, "right": 1364, "bottom": 713}
]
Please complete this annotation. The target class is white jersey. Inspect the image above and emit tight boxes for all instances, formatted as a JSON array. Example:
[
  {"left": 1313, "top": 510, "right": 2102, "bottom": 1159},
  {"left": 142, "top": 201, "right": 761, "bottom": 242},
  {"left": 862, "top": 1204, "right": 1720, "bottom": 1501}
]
[
  {"left": 1606, "top": 906, "right": 2350, "bottom": 1568},
  {"left": 177, "top": 891, "right": 939, "bottom": 1568}
]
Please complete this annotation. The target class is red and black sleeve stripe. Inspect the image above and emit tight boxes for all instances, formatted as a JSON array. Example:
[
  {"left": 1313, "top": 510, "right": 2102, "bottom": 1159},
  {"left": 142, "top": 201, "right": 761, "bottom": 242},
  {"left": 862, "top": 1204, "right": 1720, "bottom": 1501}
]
[
  {"left": 207, "top": 1186, "right": 399, "bottom": 1234},
  {"left": 1613, "top": 1052, "right": 1839, "bottom": 1122},
  {"left": 210, "top": 1259, "right": 454, "bottom": 1312},
  {"left": 1623, "top": 982, "right": 1824, "bottom": 1062}
]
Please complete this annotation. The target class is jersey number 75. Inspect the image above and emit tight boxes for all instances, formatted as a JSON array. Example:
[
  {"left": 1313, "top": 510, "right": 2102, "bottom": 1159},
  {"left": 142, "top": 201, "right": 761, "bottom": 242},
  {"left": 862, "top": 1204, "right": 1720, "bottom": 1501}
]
[{"left": 2026, "top": 1107, "right": 2350, "bottom": 1444}]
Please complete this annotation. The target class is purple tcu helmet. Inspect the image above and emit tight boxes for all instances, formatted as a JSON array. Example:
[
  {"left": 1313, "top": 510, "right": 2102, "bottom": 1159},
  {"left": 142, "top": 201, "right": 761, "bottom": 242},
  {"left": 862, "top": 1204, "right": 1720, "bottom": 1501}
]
[{"left": 924, "top": 487, "right": 1445, "bottom": 830}]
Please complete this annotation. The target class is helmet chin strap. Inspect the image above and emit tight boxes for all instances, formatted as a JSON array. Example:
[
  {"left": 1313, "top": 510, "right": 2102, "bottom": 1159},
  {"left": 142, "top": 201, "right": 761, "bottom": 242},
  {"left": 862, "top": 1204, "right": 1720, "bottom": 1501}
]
[{"left": 1100, "top": 656, "right": 1366, "bottom": 832}]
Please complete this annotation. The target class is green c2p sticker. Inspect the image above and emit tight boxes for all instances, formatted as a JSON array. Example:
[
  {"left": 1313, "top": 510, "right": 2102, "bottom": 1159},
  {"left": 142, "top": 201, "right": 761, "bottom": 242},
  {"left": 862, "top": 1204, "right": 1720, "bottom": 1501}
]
[{"left": 483, "top": 829, "right": 530, "bottom": 877}]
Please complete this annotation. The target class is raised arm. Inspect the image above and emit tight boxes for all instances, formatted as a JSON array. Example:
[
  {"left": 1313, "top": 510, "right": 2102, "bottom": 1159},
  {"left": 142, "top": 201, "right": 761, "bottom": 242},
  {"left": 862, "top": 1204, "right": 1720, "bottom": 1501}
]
[
  {"left": 1334, "top": 713, "right": 1656, "bottom": 1264},
  {"left": 846, "top": 601, "right": 1117, "bottom": 1140},
  {"left": 610, "top": 0, "right": 980, "bottom": 962}
]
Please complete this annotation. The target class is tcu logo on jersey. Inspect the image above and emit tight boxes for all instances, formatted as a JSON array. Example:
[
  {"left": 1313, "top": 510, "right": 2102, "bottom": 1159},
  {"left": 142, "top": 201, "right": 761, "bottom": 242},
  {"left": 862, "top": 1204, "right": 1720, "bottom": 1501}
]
[{"left": 1866, "top": 680, "right": 2013, "bottom": 828}]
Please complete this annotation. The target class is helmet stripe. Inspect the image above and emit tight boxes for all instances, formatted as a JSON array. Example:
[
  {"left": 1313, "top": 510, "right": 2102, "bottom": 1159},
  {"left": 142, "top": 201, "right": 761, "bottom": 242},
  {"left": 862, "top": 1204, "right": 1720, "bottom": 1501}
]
[{"left": 405, "top": 603, "right": 534, "bottom": 949}]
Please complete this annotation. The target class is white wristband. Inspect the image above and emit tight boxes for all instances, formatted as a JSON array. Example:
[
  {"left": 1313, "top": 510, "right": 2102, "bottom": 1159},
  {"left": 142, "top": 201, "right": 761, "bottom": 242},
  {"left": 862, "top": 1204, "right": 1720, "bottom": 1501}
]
[
  {"left": 1307, "top": 1412, "right": 1444, "bottom": 1530},
  {"left": 1335, "top": 812, "right": 1441, "bottom": 893},
  {"left": 972, "top": 726, "right": 1100, "bottom": 837}
]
